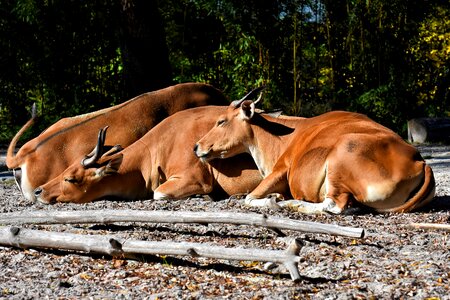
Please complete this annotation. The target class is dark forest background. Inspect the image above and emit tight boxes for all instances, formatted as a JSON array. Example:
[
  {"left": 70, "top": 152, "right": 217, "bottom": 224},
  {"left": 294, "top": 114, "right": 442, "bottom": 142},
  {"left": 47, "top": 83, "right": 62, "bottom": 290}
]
[{"left": 1, "top": 0, "right": 449, "bottom": 142}]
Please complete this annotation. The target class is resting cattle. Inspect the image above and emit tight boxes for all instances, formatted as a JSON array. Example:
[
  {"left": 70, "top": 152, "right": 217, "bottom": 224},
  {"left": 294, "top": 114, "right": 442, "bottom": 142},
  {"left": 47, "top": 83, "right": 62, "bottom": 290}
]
[
  {"left": 7, "top": 83, "right": 228, "bottom": 202},
  {"left": 194, "top": 98, "right": 436, "bottom": 214},
  {"left": 33, "top": 106, "right": 262, "bottom": 204}
]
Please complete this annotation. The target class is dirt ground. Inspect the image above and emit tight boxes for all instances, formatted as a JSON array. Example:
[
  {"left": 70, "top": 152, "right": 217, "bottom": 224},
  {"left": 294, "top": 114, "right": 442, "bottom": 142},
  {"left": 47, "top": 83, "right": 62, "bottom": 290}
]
[{"left": 0, "top": 144, "right": 449, "bottom": 299}]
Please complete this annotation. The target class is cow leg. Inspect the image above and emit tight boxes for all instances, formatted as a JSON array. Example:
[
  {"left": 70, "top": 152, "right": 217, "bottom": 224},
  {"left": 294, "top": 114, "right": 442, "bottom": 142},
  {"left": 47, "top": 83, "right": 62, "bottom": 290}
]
[
  {"left": 153, "top": 176, "right": 213, "bottom": 200},
  {"left": 243, "top": 170, "right": 289, "bottom": 209},
  {"left": 278, "top": 197, "right": 343, "bottom": 214},
  {"left": 278, "top": 156, "right": 352, "bottom": 214},
  {"left": 243, "top": 194, "right": 283, "bottom": 209}
]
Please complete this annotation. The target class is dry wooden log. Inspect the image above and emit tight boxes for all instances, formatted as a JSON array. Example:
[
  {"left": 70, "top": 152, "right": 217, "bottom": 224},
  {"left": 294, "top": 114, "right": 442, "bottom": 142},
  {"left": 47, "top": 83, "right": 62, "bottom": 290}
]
[
  {"left": 408, "top": 222, "right": 450, "bottom": 232},
  {"left": 0, "top": 209, "right": 365, "bottom": 238},
  {"left": 0, "top": 226, "right": 303, "bottom": 281}
]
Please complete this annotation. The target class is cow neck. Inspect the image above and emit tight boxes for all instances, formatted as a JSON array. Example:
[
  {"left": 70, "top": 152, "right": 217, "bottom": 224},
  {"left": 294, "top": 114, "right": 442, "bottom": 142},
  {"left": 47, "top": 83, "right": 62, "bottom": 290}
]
[
  {"left": 247, "top": 114, "right": 298, "bottom": 177},
  {"left": 135, "top": 139, "right": 153, "bottom": 177},
  {"left": 102, "top": 139, "right": 151, "bottom": 200},
  {"left": 117, "top": 138, "right": 152, "bottom": 177}
]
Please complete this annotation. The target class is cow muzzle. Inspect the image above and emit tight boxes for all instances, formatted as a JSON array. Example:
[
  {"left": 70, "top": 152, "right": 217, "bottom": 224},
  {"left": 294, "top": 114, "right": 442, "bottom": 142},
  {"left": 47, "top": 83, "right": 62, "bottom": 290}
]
[
  {"left": 193, "top": 143, "right": 211, "bottom": 161},
  {"left": 33, "top": 187, "right": 55, "bottom": 204}
]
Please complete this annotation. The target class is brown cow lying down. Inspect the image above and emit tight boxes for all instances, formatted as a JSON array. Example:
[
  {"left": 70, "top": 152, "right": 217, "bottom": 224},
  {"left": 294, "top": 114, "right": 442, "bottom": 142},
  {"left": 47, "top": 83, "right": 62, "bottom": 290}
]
[
  {"left": 7, "top": 83, "right": 228, "bottom": 202},
  {"left": 194, "top": 98, "right": 436, "bottom": 214},
  {"left": 33, "top": 106, "right": 263, "bottom": 204}
]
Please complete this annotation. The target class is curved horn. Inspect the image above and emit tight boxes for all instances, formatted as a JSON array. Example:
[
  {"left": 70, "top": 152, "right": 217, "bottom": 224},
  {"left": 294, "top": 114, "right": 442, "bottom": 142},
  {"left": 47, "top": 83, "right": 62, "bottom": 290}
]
[
  {"left": 81, "top": 126, "right": 109, "bottom": 167},
  {"left": 231, "top": 86, "right": 266, "bottom": 108},
  {"left": 253, "top": 92, "right": 264, "bottom": 105}
]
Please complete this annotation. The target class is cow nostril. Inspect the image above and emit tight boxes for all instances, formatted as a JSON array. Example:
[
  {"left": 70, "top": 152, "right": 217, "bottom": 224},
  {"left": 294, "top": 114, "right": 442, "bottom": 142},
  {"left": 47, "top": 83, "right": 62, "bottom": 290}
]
[
  {"left": 34, "top": 187, "right": 43, "bottom": 197},
  {"left": 193, "top": 144, "right": 198, "bottom": 153}
]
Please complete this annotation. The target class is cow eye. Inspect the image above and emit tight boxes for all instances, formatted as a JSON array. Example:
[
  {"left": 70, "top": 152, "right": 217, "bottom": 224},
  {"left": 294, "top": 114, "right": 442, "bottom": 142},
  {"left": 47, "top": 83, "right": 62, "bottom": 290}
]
[
  {"left": 64, "top": 177, "right": 78, "bottom": 184},
  {"left": 217, "top": 119, "right": 226, "bottom": 126}
]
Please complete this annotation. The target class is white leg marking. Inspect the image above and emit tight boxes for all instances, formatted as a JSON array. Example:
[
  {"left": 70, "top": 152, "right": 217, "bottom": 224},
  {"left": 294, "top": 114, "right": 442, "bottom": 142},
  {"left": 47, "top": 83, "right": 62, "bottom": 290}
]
[
  {"left": 321, "top": 198, "right": 343, "bottom": 214},
  {"left": 153, "top": 191, "right": 169, "bottom": 200},
  {"left": 19, "top": 164, "right": 35, "bottom": 202},
  {"left": 13, "top": 168, "right": 22, "bottom": 192},
  {"left": 243, "top": 195, "right": 281, "bottom": 209},
  {"left": 278, "top": 198, "right": 342, "bottom": 214}
]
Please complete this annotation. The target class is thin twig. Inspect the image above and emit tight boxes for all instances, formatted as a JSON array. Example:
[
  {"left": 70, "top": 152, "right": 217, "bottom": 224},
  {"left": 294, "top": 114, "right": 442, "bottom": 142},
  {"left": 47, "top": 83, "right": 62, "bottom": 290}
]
[{"left": 408, "top": 222, "right": 450, "bottom": 232}]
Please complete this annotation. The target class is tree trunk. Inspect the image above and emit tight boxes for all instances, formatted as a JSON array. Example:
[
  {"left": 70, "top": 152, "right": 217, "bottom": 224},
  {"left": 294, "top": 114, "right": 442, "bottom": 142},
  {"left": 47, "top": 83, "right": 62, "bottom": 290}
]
[
  {"left": 322, "top": 0, "right": 349, "bottom": 109},
  {"left": 119, "top": 0, "right": 172, "bottom": 97}
]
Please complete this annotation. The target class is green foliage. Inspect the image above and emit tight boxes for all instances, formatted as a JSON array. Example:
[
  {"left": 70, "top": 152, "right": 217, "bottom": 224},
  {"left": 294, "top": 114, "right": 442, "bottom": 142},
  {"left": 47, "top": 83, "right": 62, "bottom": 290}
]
[
  {"left": 351, "top": 84, "right": 405, "bottom": 132},
  {"left": 0, "top": 0, "right": 124, "bottom": 142},
  {"left": 160, "top": 0, "right": 270, "bottom": 102},
  {"left": 2, "top": 0, "right": 450, "bottom": 144},
  {"left": 212, "top": 31, "right": 268, "bottom": 98},
  {"left": 12, "top": 0, "right": 39, "bottom": 24},
  {"left": 409, "top": 5, "right": 450, "bottom": 117}
]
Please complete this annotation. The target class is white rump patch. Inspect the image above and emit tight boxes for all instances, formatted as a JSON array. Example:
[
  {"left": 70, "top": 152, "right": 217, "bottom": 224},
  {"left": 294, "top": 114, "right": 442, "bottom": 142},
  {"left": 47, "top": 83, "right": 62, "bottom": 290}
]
[{"left": 366, "top": 184, "right": 391, "bottom": 202}]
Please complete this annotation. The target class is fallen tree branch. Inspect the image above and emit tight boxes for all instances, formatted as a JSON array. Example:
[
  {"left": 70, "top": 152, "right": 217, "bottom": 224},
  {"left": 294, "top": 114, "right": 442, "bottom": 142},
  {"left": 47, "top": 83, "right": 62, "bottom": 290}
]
[
  {"left": 0, "top": 209, "right": 364, "bottom": 238},
  {"left": 408, "top": 222, "right": 450, "bottom": 232},
  {"left": 0, "top": 226, "right": 303, "bottom": 281}
]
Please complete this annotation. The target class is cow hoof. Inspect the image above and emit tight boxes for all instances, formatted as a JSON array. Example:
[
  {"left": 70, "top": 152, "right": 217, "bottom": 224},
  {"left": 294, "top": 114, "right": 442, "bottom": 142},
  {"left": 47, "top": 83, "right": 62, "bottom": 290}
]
[
  {"left": 228, "top": 193, "right": 247, "bottom": 200},
  {"left": 153, "top": 191, "right": 169, "bottom": 200},
  {"left": 278, "top": 200, "right": 325, "bottom": 214},
  {"left": 266, "top": 193, "right": 284, "bottom": 200},
  {"left": 242, "top": 197, "right": 281, "bottom": 210}
]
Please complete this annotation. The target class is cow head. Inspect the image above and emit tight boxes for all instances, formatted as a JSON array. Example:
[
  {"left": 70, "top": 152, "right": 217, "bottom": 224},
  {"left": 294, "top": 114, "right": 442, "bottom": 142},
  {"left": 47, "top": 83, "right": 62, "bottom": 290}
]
[
  {"left": 194, "top": 87, "right": 264, "bottom": 161},
  {"left": 34, "top": 127, "right": 124, "bottom": 204}
]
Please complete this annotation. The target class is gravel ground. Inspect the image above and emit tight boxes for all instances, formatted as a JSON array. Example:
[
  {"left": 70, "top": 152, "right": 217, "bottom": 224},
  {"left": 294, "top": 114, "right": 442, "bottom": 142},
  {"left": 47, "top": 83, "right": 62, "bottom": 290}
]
[{"left": 0, "top": 144, "right": 449, "bottom": 299}]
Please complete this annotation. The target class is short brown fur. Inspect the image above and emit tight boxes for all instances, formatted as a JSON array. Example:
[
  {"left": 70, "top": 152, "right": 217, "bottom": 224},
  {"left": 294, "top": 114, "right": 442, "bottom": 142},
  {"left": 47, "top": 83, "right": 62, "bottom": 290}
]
[
  {"left": 195, "top": 101, "right": 435, "bottom": 213},
  {"left": 7, "top": 83, "right": 228, "bottom": 201},
  {"left": 36, "top": 106, "right": 262, "bottom": 204}
]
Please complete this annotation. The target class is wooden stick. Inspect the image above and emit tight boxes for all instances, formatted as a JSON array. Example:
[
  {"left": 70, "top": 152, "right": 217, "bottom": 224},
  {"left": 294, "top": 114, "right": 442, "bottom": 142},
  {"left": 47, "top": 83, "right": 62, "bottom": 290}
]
[
  {"left": 408, "top": 223, "right": 450, "bottom": 232},
  {"left": 0, "top": 226, "right": 302, "bottom": 281},
  {"left": 0, "top": 209, "right": 365, "bottom": 238}
]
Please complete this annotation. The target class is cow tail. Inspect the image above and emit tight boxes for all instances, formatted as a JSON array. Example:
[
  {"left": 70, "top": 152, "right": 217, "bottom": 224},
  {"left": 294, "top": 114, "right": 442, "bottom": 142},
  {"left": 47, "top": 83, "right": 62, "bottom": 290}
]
[
  {"left": 6, "top": 103, "right": 37, "bottom": 169},
  {"left": 380, "top": 164, "right": 435, "bottom": 213}
]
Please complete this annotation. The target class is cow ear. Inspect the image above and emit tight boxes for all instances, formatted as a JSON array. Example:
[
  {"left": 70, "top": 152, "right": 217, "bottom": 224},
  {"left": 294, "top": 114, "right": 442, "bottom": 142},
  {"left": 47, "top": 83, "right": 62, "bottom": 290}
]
[
  {"left": 104, "top": 154, "right": 123, "bottom": 175},
  {"left": 239, "top": 100, "right": 255, "bottom": 121},
  {"left": 95, "top": 154, "right": 123, "bottom": 177}
]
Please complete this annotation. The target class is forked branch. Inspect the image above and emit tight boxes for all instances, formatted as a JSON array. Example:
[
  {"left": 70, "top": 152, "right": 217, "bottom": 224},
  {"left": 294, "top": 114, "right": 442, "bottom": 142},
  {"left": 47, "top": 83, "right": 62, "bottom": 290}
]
[{"left": 0, "top": 226, "right": 303, "bottom": 281}]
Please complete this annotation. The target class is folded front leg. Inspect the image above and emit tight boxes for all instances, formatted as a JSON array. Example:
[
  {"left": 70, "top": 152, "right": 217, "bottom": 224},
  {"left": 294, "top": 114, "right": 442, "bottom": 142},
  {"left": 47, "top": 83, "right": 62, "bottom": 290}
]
[
  {"left": 240, "top": 169, "right": 289, "bottom": 210},
  {"left": 278, "top": 198, "right": 343, "bottom": 214},
  {"left": 247, "top": 169, "right": 289, "bottom": 198},
  {"left": 153, "top": 176, "right": 213, "bottom": 200},
  {"left": 243, "top": 193, "right": 283, "bottom": 209}
]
